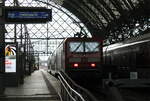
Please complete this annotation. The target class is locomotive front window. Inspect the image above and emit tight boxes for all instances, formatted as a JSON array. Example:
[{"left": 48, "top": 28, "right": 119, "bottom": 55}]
[
  {"left": 85, "top": 42, "right": 100, "bottom": 52},
  {"left": 69, "top": 42, "right": 100, "bottom": 53},
  {"left": 69, "top": 42, "right": 84, "bottom": 52}
]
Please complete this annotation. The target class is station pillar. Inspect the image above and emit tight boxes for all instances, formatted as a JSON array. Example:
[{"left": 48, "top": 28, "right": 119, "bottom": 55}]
[
  {"left": 0, "top": 0, "right": 5, "bottom": 95},
  {"left": 0, "top": 22, "right": 5, "bottom": 95}
]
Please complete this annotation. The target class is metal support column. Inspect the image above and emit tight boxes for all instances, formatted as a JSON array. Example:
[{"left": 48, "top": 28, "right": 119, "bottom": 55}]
[
  {"left": 14, "top": 0, "right": 18, "bottom": 43},
  {"left": 20, "top": 24, "right": 24, "bottom": 84},
  {"left": 0, "top": 25, "right": 5, "bottom": 95},
  {"left": 0, "top": 0, "right": 5, "bottom": 94},
  {"left": 38, "top": 53, "right": 39, "bottom": 70}
]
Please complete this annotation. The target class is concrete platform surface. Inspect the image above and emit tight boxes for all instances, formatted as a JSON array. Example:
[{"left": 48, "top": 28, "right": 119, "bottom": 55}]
[{"left": 0, "top": 69, "right": 60, "bottom": 101}]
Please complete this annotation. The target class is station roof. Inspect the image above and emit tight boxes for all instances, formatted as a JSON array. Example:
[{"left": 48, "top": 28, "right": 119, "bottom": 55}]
[
  {"left": 5, "top": 0, "right": 150, "bottom": 56},
  {"left": 50, "top": 0, "right": 150, "bottom": 40}
]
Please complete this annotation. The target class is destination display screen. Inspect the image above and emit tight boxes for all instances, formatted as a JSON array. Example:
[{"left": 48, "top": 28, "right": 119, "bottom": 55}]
[
  {"left": 4, "top": 7, "right": 52, "bottom": 23},
  {"left": 8, "top": 11, "right": 50, "bottom": 19}
]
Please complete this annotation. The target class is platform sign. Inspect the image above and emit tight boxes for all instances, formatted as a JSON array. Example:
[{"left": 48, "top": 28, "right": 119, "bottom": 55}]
[
  {"left": 5, "top": 44, "right": 16, "bottom": 73},
  {"left": 4, "top": 7, "right": 52, "bottom": 23}
]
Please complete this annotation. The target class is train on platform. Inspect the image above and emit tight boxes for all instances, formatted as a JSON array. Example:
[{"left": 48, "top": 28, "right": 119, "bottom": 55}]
[
  {"left": 48, "top": 37, "right": 103, "bottom": 81},
  {"left": 103, "top": 33, "right": 150, "bottom": 80}
]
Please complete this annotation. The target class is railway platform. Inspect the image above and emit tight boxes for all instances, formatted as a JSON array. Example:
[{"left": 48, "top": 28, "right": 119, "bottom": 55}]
[{"left": 0, "top": 69, "right": 60, "bottom": 101}]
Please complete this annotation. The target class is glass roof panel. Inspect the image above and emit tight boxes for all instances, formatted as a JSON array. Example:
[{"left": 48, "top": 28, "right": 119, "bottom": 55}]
[{"left": 5, "top": 0, "right": 91, "bottom": 58}]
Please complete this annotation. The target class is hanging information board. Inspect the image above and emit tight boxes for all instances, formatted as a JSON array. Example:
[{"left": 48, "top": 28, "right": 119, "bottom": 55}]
[{"left": 4, "top": 7, "right": 52, "bottom": 23}]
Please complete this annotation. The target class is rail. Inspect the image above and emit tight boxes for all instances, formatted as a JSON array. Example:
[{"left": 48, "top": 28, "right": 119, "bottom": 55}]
[{"left": 57, "top": 71, "right": 98, "bottom": 101}]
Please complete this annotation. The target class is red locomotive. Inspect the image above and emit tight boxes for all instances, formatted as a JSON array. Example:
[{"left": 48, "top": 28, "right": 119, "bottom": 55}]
[{"left": 48, "top": 37, "right": 103, "bottom": 80}]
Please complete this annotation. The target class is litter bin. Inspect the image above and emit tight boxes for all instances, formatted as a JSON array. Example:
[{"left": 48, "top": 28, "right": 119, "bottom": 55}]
[{"left": 0, "top": 73, "right": 5, "bottom": 95}]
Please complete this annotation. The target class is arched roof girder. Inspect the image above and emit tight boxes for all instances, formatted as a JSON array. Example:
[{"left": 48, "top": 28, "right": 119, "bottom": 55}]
[
  {"left": 65, "top": 0, "right": 106, "bottom": 29},
  {"left": 122, "top": 0, "right": 133, "bottom": 10},
  {"left": 97, "top": 0, "right": 117, "bottom": 20},
  {"left": 127, "top": 0, "right": 135, "bottom": 9},
  {"left": 79, "top": 1, "right": 106, "bottom": 29},
  {"left": 109, "top": 0, "right": 125, "bottom": 15},
  {"left": 87, "top": 1, "right": 111, "bottom": 23},
  {"left": 62, "top": 0, "right": 107, "bottom": 37},
  {"left": 34, "top": 0, "right": 146, "bottom": 39},
  {"left": 62, "top": 1, "right": 103, "bottom": 37}
]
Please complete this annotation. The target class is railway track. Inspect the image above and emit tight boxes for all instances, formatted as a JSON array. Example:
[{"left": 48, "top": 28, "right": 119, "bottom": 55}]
[
  {"left": 77, "top": 79, "right": 150, "bottom": 101},
  {"left": 91, "top": 87, "right": 150, "bottom": 101},
  {"left": 120, "top": 87, "right": 150, "bottom": 101}
]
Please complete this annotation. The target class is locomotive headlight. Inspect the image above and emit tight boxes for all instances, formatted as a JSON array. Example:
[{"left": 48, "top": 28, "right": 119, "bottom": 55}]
[
  {"left": 91, "top": 63, "right": 96, "bottom": 67},
  {"left": 73, "top": 63, "right": 79, "bottom": 68}
]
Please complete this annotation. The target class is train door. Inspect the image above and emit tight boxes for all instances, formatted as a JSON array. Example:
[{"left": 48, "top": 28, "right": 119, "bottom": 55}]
[{"left": 136, "top": 45, "right": 148, "bottom": 67}]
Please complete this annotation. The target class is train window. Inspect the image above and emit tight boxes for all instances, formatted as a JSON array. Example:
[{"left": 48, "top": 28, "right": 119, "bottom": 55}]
[
  {"left": 69, "top": 42, "right": 84, "bottom": 52},
  {"left": 85, "top": 42, "right": 100, "bottom": 52},
  {"left": 69, "top": 42, "right": 100, "bottom": 53}
]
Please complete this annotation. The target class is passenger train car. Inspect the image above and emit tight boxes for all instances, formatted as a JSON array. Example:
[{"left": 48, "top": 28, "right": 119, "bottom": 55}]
[
  {"left": 103, "top": 33, "right": 150, "bottom": 80},
  {"left": 48, "top": 37, "right": 103, "bottom": 80}
]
